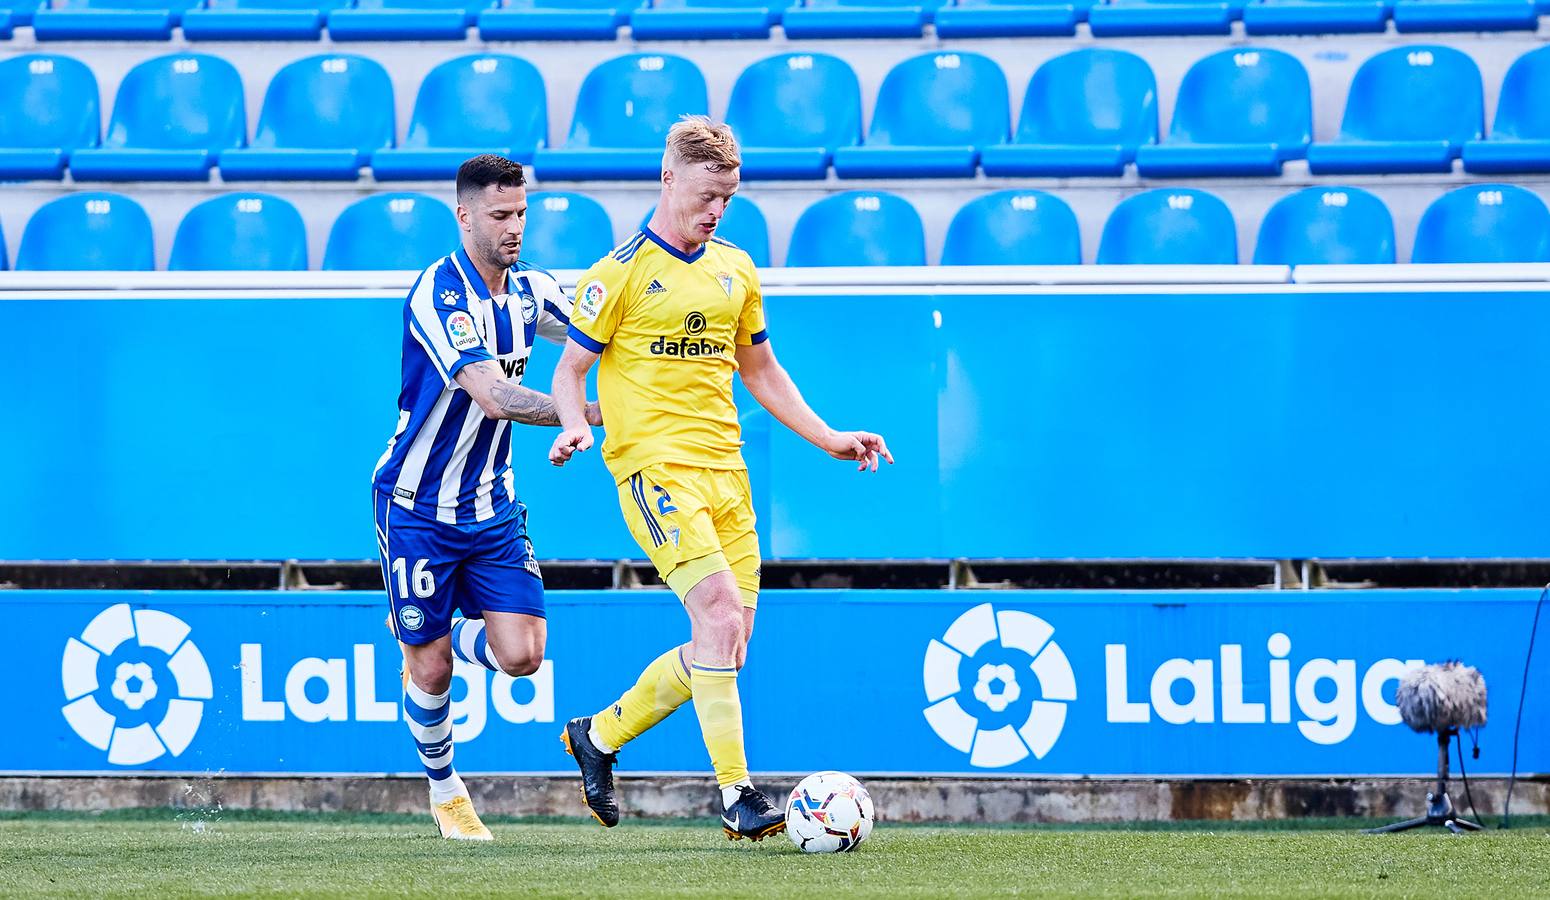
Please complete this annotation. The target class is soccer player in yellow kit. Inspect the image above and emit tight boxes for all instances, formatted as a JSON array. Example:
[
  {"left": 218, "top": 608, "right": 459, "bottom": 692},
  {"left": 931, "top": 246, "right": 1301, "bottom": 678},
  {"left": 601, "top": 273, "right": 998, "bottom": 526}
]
[{"left": 549, "top": 117, "right": 892, "bottom": 841}]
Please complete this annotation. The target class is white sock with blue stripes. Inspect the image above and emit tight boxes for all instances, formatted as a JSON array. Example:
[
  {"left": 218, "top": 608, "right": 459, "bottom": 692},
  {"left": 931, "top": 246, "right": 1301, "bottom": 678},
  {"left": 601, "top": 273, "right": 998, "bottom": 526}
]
[
  {"left": 450, "top": 617, "right": 503, "bottom": 673},
  {"left": 404, "top": 675, "right": 466, "bottom": 804}
]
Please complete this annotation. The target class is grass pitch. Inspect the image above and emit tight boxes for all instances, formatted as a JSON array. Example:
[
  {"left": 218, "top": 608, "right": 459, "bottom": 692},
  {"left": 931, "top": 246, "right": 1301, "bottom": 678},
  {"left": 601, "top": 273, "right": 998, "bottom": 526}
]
[{"left": 3, "top": 810, "right": 1548, "bottom": 898}]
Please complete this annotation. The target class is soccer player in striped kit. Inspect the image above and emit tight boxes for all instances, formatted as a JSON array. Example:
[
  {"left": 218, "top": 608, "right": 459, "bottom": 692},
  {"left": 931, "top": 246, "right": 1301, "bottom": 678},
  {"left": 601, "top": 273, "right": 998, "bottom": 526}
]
[{"left": 371, "top": 155, "right": 602, "bottom": 840}]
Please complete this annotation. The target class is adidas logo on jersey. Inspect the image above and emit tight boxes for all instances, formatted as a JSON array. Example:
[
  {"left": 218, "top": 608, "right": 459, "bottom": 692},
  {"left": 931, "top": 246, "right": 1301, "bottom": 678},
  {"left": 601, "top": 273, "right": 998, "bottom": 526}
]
[{"left": 645, "top": 279, "right": 668, "bottom": 295}]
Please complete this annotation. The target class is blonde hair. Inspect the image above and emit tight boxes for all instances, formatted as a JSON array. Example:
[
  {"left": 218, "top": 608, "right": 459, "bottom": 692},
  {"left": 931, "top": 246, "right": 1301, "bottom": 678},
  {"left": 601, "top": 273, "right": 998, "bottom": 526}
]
[{"left": 664, "top": 115, "right": 741, "bottom": 172}]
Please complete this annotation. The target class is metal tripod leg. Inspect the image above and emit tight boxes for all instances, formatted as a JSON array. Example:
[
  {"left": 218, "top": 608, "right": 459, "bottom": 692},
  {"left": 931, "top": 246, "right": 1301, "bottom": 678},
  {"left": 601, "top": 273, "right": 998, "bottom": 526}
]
[{"left": 1364, "top": 815, "right": 1431, "bottom": 834}]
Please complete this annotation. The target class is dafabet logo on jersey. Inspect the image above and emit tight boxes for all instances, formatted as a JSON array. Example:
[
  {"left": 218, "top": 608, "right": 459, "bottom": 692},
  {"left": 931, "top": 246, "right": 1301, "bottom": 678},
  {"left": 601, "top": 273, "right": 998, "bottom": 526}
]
[
  {"left": 651, "top": 310, "right": 724, "bottom": 358},
  {"left": 446, "top": 311, "right": 480, "bottom": 351}
]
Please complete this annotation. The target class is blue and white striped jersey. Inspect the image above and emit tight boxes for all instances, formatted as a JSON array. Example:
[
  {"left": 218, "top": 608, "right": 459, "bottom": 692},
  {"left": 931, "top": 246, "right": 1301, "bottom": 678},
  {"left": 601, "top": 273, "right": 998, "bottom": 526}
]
[{"left": 372, "top": 247, "right": 572, "bottom": 529}]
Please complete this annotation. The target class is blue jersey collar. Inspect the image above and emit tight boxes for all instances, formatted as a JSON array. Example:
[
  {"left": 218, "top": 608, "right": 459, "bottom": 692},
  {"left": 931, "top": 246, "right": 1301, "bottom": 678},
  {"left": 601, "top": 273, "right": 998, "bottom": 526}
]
[{"left": 642, "top": 226, "right": 706, "bottom": 264}]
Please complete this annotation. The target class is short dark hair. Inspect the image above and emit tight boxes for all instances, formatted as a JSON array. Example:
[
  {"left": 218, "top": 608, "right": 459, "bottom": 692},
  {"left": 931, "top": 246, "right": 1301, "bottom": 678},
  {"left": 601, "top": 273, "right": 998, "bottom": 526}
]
[{"left": 456, "top": 154, "right": 525, "bottom": 205}]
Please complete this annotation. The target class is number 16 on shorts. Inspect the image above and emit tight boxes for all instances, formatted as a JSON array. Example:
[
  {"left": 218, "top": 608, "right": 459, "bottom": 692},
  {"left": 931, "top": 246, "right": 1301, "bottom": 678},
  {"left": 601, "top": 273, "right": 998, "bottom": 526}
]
[{"left": 389, "top": 557, "right": 435, "bottom": 633}]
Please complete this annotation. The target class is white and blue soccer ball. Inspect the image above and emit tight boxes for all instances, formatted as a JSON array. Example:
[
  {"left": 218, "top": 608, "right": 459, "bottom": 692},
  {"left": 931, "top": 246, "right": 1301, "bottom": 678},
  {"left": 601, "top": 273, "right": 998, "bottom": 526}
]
[{"left": 785, "top": 771, "right": 875, "bottom": 853}]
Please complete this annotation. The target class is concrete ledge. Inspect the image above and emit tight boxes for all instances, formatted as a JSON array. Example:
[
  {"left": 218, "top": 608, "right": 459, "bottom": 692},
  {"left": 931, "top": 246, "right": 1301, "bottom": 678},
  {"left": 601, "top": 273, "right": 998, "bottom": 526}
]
[{"left": 4, "top": 775, "right": 1547, "bottom": 823}]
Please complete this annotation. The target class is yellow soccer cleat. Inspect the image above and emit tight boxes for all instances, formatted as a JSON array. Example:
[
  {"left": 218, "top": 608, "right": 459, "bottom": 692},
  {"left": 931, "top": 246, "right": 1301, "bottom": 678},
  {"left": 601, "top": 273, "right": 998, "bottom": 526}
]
[{"left": 430, "top": 794, "right": 493, "bottom": 841}]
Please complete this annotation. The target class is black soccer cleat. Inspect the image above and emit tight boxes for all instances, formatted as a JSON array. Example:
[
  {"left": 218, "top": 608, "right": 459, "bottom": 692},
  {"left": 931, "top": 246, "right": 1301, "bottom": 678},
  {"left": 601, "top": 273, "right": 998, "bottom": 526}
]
[
  {"left": 721, "top": 786, "right": 786, "bottom": 842},
  {"left": 561, "top": 716, "right": 619, "bottom": 828}
]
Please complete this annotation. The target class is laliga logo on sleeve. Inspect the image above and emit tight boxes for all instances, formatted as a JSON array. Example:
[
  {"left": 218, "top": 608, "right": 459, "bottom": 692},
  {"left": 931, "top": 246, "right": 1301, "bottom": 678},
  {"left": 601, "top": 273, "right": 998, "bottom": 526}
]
[
  {"left": 446, "top": 311, "right": 480, "bottom": 351},
  {"left": 61, "top": 604, "right": 213, "bottom": 766},
  {"left": 578, "top": 281, "right": 606, "bottom": 318},
  {"left": 923, "top": 603, "right": 1077, "bottom": 768}
]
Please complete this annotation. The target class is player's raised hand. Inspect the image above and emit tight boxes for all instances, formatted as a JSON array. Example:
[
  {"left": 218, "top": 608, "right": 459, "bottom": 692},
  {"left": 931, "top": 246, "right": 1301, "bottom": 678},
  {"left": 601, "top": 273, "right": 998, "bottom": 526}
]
[
  {"left": 821, "top": 430, "right": 894, "bottom": 472},
  {"left": 549, "top": 428, "right": 593, "bottom": 467}
]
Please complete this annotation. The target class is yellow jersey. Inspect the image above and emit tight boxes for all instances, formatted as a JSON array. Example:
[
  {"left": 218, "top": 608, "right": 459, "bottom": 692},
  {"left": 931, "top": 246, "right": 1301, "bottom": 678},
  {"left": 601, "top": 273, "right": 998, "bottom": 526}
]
[{"left": 568, "top": 228, "right": 767, "bottom": 483}]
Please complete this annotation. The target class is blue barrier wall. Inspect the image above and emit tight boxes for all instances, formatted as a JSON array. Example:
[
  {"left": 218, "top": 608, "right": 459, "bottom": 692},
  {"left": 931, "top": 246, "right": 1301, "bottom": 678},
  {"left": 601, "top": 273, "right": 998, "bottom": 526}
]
[
  {"left": 6, "top": 287, "right": 1550, "bottom": 560},
  {"left": 17, "top": 589, "right": 1546, "bottom": 777}
]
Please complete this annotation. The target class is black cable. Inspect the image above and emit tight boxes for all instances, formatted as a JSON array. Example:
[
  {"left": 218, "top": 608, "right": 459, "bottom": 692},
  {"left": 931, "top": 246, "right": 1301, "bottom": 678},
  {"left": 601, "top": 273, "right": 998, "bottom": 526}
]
[
  {"left": 1502, "top": 582, "right": 1548, "bottom": 829},
  {"left": 1456, "top": 730, "right": 1483, "bottom": 827}
]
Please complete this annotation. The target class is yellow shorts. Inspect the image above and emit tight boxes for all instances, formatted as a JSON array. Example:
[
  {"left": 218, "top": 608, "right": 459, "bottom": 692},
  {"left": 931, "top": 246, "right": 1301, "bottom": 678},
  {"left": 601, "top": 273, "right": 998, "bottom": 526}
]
[{"left": 616, "top": 462, "right": 761, "bottom": 609}]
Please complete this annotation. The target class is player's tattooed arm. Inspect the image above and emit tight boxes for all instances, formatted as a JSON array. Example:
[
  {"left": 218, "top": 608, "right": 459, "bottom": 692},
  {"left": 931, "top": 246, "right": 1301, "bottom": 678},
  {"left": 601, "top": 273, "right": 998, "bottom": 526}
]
[
  {"left": 456, "top": 360, "right": 602, "bottom": 426},
  {"left": 489, "top": 380, "right": 563, "bottom": 425}
]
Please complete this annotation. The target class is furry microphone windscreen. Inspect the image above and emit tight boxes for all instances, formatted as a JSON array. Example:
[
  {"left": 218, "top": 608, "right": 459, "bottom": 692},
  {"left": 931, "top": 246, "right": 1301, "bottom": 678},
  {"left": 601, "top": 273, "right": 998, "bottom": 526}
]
[{"left": 1396, "top": 662, "right": 1488, "bottom": 733}]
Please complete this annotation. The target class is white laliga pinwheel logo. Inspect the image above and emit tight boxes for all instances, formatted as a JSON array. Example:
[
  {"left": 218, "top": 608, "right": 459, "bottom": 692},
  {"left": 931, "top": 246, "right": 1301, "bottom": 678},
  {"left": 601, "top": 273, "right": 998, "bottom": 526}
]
[
  {"left": 61, "top": 604, "right": 213, "bottom": 765},
  {"left": 923, "top": 603, "right": 1077, "bottom": 768}
]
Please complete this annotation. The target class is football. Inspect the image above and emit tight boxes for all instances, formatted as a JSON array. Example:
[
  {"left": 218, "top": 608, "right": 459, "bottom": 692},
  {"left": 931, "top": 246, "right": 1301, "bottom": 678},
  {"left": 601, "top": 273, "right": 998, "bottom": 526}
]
[{"left": 785, "top": 771, "right": 875, "bottom": 853}]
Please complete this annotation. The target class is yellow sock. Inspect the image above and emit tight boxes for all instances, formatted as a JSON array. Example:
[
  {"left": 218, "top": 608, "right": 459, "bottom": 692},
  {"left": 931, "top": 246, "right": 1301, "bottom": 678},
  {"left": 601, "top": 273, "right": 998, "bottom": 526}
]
[
  {"left": 689, "top": 663, "right": 749, "bottom": 788},
  {"left": 592, "top": 646, "right": 692, "bottom": 751}
]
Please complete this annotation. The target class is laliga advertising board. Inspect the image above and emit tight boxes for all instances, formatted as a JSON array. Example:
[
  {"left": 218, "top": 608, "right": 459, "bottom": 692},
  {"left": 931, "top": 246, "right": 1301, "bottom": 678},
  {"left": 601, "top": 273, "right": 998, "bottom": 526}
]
[{"left": 11, "top": 590, "right": 1547, "bottom": 776}]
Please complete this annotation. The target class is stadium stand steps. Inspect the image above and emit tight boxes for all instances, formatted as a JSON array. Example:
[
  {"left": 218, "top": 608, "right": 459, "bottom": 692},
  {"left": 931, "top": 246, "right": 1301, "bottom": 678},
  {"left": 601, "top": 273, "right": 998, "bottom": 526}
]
[
  {"left": 6, "top": 44, "right": 1550, "bottom": 182},
  {"left": 6, "top": 182, "right": 1550, "bottom": 268},
  {"left": 4, "top": 0, "right": 1549, "bottom": 40}
]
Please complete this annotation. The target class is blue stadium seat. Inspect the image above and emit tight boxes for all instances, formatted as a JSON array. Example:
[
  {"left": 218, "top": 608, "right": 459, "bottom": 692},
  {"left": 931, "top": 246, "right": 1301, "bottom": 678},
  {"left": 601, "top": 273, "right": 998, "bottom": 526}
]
[
  {"left": 786, "top": 192, "right": 925, "bottom": 267},
  {"left": 1096, "top": 189, "right": 1237, "bottom": 264},
  {"left": 1242, "top": 0, "right": 1389, "bottom": 36},
  {"left": 372, "top": 55, "right": 547, "bottom": 180},
  {"left": 1135, "top": 48, "right": 1311, "bottom": 177},
  {"left": 16, "top": 193, "right": 154, "bottom": 271},
  {"left": 782, "top": 0, "right": 946, "bottom": 38},
  {"left": 934, "top": 0, "right": 1091, "bottom": 37},
  {"left": 220, "top": 55, "right": 394, "bottom": 181},
  {"left": 0, "top": 55, "right": 100, "bottom": 181},
  {"left": 532, "top": 54, "right": 708, "bottom": 181},
  {"left": 1307, "top": 45, "right": 1483, "bottom": 175},
  {"left": 327, "top": 0, "right": 489, "bottom": 40},
  {"left": 0, "top": 221, "right": 7, "bottom": 271},
  {"left": 169, "top": 193, "right": 307, "bottom": 271},
  {"left": 630, "top": 0, "right": 792, "bottom": 39},
  {"left": 324, "top": 193, "right": 457, "bottom": 271},
  {"left": 182, "top": 0, "right": 350, "bottom": 41},
  {"left": 68, "top": 54, "right": 245, "bottom": 182},
  {"left": 1252, "top": 187, "right": 1395, "bottom": 265},
  {"left": 637, "top": 195, "right": 771, "bottom": 267},
  {"left": 941, "top": 190, "right": 1081, "bottom": 266},
  {"left": 478, "top": 0, "right": 639, "bottom": 40},
  {"left": 1089, "top": 0, "right": 1241, "bottom": 37},
  {"left": 833, "top": 52, "right": 1009, "bottom": 179},
  {"left": 32, "top": 0, "right": 199, "bottom": 40},
  {"left": 1392, "top": 0, "right": 1538, "bottom": 32},
  {"left": 1411, "top": 184, "right": 1550, "bottom": 263},
  {"left": 1, "top": 0, "right": 37, "bottom": 26},
  {"left": 980, "top": 49, "right": 1157, "bottom": 177},
  {"left": 726, "top": 53, "right": 861, "bottom": 180},
  {"left": 522, "top": 192, "right": 615, "bottom": 269},
  {"left": 1463, "top": 46, "right": 1550, "bottom": 175}
]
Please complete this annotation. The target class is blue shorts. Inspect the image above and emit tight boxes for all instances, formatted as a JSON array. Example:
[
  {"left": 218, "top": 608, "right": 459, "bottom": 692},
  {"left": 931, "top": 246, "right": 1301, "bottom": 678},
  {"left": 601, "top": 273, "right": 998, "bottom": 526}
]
[{"left": 373, "top": 490, "right": 546, "bottom": 646}]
